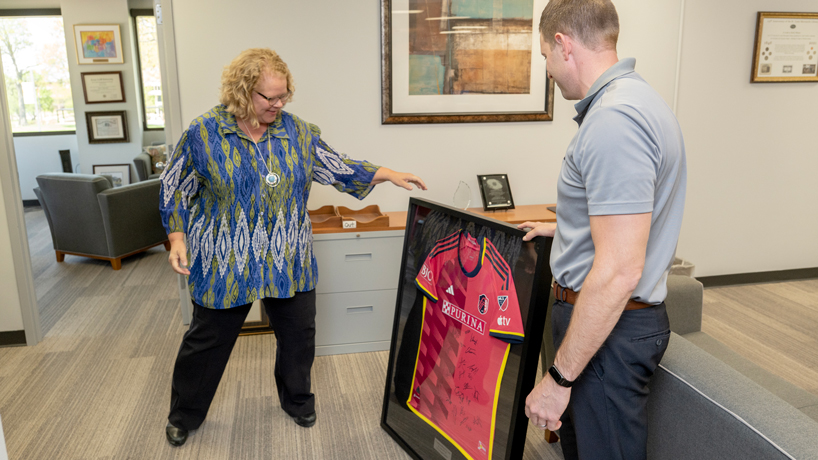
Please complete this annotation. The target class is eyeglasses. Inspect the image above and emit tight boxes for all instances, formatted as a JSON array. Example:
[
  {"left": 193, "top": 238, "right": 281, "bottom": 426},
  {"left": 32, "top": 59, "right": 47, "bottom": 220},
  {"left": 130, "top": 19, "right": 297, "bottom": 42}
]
[{"left": 255, "top": 90, "right": 291, "bottom": 106}]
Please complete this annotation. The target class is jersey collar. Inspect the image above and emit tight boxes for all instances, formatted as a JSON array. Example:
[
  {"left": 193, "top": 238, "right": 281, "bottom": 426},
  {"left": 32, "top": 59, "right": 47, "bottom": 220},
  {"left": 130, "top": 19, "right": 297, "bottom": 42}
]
[{"left": 457, "top": 231, "right": 486, "bottom": 278}]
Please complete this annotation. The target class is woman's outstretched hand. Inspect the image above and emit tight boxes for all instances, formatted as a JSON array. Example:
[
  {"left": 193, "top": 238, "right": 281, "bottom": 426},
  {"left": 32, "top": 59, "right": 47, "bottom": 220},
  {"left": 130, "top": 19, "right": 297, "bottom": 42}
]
[{"left": 371, "top": 167, "right": 428, "bottom": 191}]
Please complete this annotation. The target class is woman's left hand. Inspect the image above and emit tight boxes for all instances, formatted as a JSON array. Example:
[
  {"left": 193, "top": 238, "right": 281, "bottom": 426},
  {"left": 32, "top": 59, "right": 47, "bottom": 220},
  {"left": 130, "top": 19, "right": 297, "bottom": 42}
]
[{"left": 371, "top": 167, "right": 428, "bottom": 191}]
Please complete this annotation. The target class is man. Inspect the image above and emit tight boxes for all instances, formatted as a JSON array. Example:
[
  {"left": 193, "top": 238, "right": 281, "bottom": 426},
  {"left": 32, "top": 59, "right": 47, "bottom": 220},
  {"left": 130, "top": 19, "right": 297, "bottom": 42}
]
[{"left": 518, "top": 1, "right": 686, "bottom": 459}]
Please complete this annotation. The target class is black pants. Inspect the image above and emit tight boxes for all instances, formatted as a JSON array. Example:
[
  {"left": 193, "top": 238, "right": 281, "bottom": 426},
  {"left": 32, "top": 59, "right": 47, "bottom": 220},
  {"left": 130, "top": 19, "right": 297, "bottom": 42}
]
[
  {"left": 552, "top": 300, "right": 670, "bottom": 460},
  {"left": 168, "top": 290, "right": 317, "bottom": 431}
]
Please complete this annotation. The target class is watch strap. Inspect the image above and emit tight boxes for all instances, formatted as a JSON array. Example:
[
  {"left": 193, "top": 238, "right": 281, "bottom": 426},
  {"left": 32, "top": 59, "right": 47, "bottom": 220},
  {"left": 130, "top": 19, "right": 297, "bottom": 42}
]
[{"left": 548, "top": 364, "right": 575, "bottom": 388}]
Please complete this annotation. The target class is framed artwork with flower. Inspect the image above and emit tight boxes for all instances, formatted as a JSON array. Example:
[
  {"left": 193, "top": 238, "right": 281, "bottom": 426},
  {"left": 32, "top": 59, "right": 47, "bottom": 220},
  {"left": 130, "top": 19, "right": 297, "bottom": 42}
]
[{"left": 73, "top": 24, "right": 124, "bottom": 65}]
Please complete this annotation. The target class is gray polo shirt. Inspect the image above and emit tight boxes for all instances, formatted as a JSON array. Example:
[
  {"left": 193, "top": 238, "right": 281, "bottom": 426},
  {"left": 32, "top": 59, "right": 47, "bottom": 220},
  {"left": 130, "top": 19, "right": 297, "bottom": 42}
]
[{"left": 550, "top": 58, "right": 686, "bottom": 304}]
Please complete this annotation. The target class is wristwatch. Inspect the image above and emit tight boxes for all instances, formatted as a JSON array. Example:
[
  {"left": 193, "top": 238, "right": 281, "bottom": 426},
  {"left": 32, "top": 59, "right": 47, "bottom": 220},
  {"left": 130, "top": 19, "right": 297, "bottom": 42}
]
[{"left": 548, "top": 364, "right": 575, "bottom": 388}]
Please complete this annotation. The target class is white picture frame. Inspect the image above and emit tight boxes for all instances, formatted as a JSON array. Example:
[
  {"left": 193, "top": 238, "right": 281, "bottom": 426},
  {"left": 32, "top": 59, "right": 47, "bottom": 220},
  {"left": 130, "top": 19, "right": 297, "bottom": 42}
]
[{"left": 73, "top": 24, "right": 124, "bottom": 65}]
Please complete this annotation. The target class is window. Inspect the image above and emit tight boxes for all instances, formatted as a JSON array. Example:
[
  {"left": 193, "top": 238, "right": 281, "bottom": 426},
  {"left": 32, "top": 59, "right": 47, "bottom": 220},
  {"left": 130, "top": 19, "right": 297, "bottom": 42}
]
[
  {"left": 133, "top": 11, "right": 164, "bottom": 130},
  {"left": 0, "top": 12, "right": 75, "bottom": 134}
]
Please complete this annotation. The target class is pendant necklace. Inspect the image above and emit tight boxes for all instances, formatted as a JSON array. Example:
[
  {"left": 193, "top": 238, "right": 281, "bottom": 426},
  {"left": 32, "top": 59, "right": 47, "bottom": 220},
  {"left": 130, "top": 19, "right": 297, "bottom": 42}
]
[{"left": 241, "top": 119, "right": 280, "bottom": 188}]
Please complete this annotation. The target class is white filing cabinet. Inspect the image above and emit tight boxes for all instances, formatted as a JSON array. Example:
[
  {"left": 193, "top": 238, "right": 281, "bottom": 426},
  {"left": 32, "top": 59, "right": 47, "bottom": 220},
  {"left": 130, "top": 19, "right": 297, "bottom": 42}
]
[{"left": 312, "top": 230, "right": 404, "bottom": 356}]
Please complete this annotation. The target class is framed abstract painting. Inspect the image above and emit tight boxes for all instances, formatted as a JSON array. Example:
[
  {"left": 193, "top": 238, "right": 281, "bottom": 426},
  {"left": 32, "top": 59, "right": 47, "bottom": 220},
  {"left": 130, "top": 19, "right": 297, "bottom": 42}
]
[
  {"left": 381, "top": 0, "right": 555, "bottom": 124},
  {"left": 73, "top": 24, "right": 124, "bottom": 65}
]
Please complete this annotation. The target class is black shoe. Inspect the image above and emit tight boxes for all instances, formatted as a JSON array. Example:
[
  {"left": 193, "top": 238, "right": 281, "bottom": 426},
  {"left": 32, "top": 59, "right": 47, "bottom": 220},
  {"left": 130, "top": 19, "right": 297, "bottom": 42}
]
[
  {"left": 166, "top": 422, "right": 188, "bottom": 446},
  {"left": 292, "top": 412, "right": 317, "bottom": 428}
]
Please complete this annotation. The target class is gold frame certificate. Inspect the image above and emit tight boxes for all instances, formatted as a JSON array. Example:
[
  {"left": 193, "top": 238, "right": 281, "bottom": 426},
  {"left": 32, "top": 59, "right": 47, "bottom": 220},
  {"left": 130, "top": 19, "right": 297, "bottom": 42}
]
[
  {"left": 751, "top": 12, "right": 818, "bottom": 83},
  {"left": 81, "top": 71, "right": 125, "bottom": 103}
]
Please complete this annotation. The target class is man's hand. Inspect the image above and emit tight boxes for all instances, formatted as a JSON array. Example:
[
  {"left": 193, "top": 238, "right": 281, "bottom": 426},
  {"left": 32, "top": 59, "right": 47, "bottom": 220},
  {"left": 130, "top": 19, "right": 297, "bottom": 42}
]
[
  {"left": 168, "top": 232, "right": 190, "bottom": 275},
  {"left": 517, "top": 221, "right": 556, "bottom": 240},
  {"left": 525, "top": 374, "right": 571, "bottom": 431},
  {"left": 371, "top": 167, "right": 428, "bottom": 191}
]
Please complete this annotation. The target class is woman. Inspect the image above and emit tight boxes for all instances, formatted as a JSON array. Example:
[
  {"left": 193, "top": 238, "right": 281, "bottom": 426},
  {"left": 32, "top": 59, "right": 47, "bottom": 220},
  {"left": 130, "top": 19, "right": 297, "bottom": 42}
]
[{"left": 160, "top": 48, "right": 426, "bottom": 447}]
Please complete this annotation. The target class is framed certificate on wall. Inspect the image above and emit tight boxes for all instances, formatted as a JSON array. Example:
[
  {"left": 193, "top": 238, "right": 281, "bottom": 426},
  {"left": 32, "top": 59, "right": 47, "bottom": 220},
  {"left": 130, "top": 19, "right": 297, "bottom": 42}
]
[
  {"left": 81, "top": 71, "right": 125, "bottom": 103},
  {"left": 85, "top": 111, "right": 129, "bottom": 144},
  {"left": 751, "top": 12, "right": 818, "bottom": 83}
]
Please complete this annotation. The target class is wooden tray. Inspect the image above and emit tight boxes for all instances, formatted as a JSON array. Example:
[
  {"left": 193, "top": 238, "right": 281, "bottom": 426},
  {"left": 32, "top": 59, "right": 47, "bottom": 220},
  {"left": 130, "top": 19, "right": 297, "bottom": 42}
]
[
  {"left": 309, "top": 205, "right": 342, "bottom": 228},
  {"left": 338, "top": 204, "right": 390, "bottom": 228}
]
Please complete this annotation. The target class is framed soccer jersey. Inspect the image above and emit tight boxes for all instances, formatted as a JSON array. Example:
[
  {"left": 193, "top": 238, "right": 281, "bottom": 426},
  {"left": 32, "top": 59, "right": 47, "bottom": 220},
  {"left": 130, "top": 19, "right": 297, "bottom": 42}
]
[{"left": 382, "top": 198, "right": 553, "bottom": 460}]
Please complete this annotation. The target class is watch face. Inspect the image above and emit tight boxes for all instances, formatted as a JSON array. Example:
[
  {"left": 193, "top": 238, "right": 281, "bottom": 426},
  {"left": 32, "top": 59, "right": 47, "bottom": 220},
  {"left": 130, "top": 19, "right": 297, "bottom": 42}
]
[{"left": 549, "top": 365, "right": 573, "bottom": 387}]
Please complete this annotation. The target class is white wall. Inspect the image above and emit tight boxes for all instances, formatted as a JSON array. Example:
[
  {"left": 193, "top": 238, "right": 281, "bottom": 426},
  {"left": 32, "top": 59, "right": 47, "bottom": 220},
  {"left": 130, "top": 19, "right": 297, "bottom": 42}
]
[
  {"left": 0, "top": 51, "right": 25, "bottom": 334},
  {"left": 170, "top": 0, "right": 682, "bottom": 212},
  {"left": 13, "top": 135, "right": 78, "bottom": 200},
  {"left": 169, "top": 0, "right": 818, "bottom": 277},
  {"left": 59, "top": 0, "right": 143, "bottom": 185},
  {"left": 0, "top": 190, "right": 24, "bottom": 333},
  {"left": 674, "top": 0, "right": 818, "bottom": 276}
]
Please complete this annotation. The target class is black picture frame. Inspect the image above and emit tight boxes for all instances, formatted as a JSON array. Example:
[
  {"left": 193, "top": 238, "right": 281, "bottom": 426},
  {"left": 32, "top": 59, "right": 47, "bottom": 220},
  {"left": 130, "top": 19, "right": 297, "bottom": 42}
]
[
  {"left": 381, "top": 197, "right": 553, "bottom": 460},
  {"left": 477, "top": 174, "right": 515, "bottom": 211},
  {"left": 85, "top": 111, "right": 129, "bottom": 144}
]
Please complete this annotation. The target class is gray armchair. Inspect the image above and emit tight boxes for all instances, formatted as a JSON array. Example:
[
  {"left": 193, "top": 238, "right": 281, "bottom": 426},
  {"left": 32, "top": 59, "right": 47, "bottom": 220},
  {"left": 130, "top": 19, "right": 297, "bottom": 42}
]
[
  {"left": 134, "top": 152, "right": 161, "bottom": 181},
  {"left": 34, "top": 173, "right": 169, "bottom": 270}
]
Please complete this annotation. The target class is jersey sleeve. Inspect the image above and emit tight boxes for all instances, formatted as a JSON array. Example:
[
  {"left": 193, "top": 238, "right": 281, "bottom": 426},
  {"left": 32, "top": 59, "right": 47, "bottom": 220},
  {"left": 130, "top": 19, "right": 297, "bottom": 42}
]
[
  {"left": 485, "top": 242, "right": 524, "bottom": 344},
  {"left": 415, "top": 249, "right": 440, "bottom": 302}
]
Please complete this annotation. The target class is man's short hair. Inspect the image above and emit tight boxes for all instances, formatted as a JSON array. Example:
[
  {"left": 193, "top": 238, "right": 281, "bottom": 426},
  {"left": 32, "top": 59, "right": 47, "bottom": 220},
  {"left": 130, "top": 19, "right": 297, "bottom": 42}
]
[{"left": 539, "top": 0, "right": 620, "bottom": 51}]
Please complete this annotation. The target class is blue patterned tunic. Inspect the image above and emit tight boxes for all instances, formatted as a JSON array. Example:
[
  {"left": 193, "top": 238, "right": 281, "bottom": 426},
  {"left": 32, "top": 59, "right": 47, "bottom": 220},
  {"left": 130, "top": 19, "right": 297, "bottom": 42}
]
[{"left": 160, "top": 105, "right": 379, "bottom": 309}]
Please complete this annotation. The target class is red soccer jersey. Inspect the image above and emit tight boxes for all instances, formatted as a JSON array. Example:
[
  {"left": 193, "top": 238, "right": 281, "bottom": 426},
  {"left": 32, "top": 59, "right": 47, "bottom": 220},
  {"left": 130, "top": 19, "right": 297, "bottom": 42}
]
[{"left": 409, "top": 230, "right": 523, "bottom": 460}]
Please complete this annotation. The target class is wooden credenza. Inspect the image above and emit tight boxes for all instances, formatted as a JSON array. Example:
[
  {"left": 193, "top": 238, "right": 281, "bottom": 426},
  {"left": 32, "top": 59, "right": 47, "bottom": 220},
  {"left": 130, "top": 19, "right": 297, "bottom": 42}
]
[{"left": 310, "top": 204, "right": 556, "bottom": 356}]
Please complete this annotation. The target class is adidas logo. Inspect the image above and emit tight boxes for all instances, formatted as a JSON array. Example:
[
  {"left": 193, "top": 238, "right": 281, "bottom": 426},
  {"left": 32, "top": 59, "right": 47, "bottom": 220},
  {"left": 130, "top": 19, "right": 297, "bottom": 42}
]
[{"left": 446, "top": 285, "right": 455, "bottom": 295}]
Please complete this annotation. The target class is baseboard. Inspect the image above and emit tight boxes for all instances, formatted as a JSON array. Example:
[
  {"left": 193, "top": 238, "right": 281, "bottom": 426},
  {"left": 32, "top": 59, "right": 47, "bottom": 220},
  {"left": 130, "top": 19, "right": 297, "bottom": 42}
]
[
  {"left": 315, "top": 340, "right": 391, "bottom": 356},
  {"left": 698, "top": 267, "right": 818, "bottom": 288},
  {"left": 22, "top": 199, "right": 39, "bottom": 207},
  {"left": 0, "top": 330, "right": 26, "bottom": 347}
]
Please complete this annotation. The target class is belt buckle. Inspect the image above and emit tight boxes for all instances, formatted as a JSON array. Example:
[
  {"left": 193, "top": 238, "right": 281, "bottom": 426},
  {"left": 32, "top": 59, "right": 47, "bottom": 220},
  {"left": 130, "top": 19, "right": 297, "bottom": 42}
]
[{"left": 555, "top": 284, "right": 568, "bottom": 302}]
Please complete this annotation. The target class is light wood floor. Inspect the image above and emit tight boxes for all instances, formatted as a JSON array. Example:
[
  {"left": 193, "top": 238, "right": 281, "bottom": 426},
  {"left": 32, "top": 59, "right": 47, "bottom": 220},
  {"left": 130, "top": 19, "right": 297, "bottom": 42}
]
[
  {"left": 702, "top": 278, "right": 818, "bottom": 398},
  {"left": 0, "top": 208, "right": 564, "bottom": 460}
]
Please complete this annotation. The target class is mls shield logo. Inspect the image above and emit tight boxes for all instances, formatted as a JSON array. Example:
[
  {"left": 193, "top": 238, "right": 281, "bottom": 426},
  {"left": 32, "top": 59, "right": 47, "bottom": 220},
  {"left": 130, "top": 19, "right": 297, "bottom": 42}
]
[
  {"left": 478, "top": 294, "right": 488, "bottom": 315},
  {"left": 497, "top": 295, "right": 509, "bottom": 311}
]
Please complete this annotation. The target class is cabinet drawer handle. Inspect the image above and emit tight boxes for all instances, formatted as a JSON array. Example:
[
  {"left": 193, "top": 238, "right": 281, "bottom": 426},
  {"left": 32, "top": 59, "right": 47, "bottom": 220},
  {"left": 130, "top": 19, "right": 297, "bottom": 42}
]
[
  {"left": 345, "top": 253, "right": 372, "bottom": 262},
  {"left": 347, "top": 305, "right": 374, "bottom": 314}
]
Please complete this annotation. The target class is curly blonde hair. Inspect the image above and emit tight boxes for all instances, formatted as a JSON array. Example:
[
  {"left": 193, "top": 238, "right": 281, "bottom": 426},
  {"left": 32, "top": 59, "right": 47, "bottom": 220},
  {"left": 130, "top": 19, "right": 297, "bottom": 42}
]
[{"left": 219, "top": 48, "right": 295, "bottom": 127}]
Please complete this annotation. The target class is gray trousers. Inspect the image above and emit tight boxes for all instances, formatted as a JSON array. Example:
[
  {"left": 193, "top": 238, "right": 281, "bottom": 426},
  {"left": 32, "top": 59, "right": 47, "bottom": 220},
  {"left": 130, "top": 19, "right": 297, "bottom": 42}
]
[{"left": 552, "top": 299, "right": 670, "bottom": 460}]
